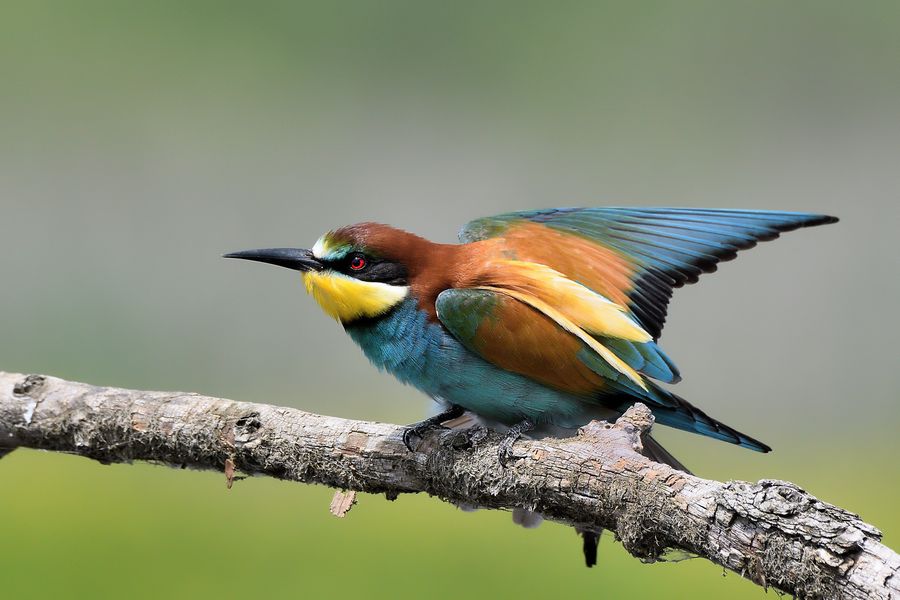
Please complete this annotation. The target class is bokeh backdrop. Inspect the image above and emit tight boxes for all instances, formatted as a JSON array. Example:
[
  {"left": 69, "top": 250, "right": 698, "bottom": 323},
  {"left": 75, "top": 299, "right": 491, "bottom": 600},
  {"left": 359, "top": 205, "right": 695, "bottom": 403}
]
[{"left": 2, "top": 1, "right": 898, "bottom": 598}]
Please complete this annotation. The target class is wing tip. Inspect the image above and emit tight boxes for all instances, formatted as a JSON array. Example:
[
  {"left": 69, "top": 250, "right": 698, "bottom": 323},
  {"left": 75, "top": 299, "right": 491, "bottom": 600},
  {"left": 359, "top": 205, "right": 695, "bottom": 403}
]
[
  {"left": 780, "top": 212, "right": 840, "bottom": 230},
  {"left": 814, "top": 214, "right": 840, "bottom": 225}
]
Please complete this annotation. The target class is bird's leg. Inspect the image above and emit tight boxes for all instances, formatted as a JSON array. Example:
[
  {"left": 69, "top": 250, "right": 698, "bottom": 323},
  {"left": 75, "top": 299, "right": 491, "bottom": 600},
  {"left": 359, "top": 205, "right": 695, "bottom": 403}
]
[
  {"left": 402, "top": 404, "right": 466, "bottom": 452},
  {"left": 497, "top": 419, "right": 534, "bottom": 467}
]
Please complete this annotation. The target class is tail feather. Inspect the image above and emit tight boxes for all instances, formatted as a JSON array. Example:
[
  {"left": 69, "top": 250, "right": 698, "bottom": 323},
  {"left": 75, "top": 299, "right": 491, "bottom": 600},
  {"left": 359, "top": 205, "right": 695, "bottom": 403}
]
[
  {"left": 579, "top": 529, "right": 601, "bottom": 567},
  {"left": 618, "top": 384, "right": 772, "bottom": 453}
]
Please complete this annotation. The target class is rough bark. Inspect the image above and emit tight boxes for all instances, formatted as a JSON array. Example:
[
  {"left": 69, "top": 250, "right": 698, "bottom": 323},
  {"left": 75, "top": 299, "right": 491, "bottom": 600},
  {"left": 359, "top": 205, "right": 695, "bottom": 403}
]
[{"left": 1, "top": 371, "right": 896, "bottom": 599}]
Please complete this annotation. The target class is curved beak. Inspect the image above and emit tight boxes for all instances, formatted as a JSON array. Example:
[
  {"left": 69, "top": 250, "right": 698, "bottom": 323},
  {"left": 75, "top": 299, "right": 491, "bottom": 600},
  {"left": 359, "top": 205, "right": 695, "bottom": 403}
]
[{"left": 223, "top": 248, "right": 323, "bottom": 272}]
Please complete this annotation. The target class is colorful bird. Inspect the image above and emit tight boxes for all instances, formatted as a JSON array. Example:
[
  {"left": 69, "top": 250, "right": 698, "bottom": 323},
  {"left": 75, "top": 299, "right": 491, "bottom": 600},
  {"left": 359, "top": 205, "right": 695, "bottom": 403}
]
[{"left": 225, "top": 207, "right": 837, "bottom": 563}]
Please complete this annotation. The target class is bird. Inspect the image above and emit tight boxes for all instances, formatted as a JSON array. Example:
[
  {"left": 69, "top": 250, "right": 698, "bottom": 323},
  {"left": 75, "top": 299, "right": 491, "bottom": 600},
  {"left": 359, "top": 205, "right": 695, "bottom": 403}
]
[{"left": 225, "top": 207, "right": 837, "bottom": 565}]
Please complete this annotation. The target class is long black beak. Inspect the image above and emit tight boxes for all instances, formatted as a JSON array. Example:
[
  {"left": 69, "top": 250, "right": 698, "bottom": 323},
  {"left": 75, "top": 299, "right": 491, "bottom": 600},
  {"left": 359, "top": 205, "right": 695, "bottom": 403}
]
[{"left": 223, "top": 248, "right": 323, "bottom": 272}]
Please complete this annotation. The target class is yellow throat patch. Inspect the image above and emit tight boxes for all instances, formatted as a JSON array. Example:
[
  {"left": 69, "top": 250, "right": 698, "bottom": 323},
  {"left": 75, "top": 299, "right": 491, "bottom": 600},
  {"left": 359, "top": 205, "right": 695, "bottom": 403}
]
[{"left": 303, "top": 271, "right": 409, "bottom": 322}]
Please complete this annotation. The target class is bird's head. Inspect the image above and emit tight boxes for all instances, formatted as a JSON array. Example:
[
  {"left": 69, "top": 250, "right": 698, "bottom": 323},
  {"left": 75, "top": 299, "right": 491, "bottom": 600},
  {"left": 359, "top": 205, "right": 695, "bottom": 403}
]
[{"left": 225, "top": 223, "right": 434, "bottom": 324}]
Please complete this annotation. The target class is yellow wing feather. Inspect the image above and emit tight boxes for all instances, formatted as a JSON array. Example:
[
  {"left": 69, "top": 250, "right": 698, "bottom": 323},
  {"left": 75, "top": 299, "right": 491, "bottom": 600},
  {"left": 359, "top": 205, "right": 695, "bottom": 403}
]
[
  {"left": 476, "top": 285, "right": 648, "bottom": 390},
  {"left": 479, "top": 260, "right": 652, "bottom": 342}
]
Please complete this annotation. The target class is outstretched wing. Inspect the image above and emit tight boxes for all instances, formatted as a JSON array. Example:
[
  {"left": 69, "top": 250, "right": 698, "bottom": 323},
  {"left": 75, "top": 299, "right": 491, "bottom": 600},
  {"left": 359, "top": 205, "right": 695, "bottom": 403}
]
[{"left": 460, "top": 207, "right": 838, "bottom": 340}]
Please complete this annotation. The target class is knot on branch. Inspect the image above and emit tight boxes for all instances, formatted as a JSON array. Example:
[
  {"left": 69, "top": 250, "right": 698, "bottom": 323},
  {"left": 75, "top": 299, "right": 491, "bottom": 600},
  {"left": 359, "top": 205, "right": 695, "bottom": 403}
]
[
  {"left": 234, "top": 412, "right": 262, "bottom": 445},
  {"left": 754, "top": 480, "right": 809, "bottom": 517},
  {"left": 8, "top": 374, "right": 47, "bottom": 430},
  {"left": 13, "top": 374, "right": 46, "bottom": 397}
]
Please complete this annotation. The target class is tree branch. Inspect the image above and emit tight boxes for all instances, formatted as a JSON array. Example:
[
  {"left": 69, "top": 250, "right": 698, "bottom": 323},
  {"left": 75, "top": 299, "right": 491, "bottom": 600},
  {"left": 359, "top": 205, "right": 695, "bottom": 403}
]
[{"left": 1, "top": 371, "right": 896, "bottom": 598}]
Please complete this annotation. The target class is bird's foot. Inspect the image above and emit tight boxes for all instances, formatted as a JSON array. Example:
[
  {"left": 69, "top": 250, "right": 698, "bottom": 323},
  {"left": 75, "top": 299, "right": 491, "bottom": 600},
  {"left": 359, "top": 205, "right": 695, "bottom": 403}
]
[
  {"left": 402, "top": 404, "right": 465, "bottom": 452},
  {"left": 498, "top": 419, "right": 534, "bottom": 467}
]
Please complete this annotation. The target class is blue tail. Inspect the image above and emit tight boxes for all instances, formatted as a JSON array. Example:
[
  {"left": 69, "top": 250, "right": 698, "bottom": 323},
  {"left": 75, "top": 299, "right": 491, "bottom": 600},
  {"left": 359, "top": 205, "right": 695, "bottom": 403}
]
[{"left": 614, "top": 383, "right": 771, "bottom": 452}]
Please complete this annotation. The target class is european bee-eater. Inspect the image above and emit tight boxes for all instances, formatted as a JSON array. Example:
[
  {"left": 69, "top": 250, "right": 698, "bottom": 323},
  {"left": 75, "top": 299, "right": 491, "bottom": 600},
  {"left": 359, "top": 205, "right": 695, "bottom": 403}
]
[{"left": 225, "top": 207, "right": 836, "bottom": 562}]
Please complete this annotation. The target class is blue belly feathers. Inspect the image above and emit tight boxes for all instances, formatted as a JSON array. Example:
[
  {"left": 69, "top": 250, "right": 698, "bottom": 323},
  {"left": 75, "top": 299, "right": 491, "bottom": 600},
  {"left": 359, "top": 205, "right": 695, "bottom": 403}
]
[{"left": 344, "top": 298, "right": 601, "bottom": 427}]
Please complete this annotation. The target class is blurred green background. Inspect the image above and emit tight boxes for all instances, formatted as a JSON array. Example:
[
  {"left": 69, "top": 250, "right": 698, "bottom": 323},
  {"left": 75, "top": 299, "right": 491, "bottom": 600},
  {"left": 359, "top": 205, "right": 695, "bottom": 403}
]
[{"left": 2, "top": 1, "right": 898, "bottom": 598}]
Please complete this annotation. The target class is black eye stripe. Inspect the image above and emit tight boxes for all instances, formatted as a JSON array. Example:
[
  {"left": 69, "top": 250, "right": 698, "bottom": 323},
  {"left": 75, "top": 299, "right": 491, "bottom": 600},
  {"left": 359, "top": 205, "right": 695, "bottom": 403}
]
[
  {"left": 354, "top": 261, "right": 408, "bottom": 285},
  {"left": 326, "top": 254, "right": 408, "bottom": 286}
]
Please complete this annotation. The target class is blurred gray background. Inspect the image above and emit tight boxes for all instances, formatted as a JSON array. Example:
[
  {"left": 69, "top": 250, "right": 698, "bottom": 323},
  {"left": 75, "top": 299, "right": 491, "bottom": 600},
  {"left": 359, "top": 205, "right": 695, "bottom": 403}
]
[{"left": 1, "top": 2, "right": 898, "bottom": 598}]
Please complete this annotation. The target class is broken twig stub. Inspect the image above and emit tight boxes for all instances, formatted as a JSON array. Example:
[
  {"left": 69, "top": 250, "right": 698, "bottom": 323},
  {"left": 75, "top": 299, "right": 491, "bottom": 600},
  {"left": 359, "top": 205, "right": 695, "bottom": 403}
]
[{"left": 330, "top": 490, "right": 358, "bottom": 518}]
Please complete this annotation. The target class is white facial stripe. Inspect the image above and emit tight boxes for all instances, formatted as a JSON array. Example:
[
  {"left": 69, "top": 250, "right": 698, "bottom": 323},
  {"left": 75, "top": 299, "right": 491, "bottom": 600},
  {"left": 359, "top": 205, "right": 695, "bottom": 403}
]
[
  {"left": 312, "top": 235, "right": 353, "bottom": 261},
  {"left": 311, "top": 237, "right": 327, "bottom": 259}
]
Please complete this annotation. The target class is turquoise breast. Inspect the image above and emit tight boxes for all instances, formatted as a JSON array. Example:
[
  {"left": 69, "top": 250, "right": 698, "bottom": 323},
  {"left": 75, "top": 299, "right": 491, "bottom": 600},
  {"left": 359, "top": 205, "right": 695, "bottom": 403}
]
[{"left": 344, "top": 298, "right": 598, "bottom": 427}]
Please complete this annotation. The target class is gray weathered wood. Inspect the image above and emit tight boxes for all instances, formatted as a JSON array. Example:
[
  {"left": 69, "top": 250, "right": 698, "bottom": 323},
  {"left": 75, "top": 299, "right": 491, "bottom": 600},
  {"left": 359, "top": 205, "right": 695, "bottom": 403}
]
[{"left": 1, "top": 371, "right": 896, "bottom": 598}]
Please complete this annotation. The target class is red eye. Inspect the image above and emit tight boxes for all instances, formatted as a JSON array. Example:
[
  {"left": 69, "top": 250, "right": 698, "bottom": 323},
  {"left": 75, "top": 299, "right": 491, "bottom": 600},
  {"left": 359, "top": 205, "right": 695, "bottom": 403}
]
[{"left": 349, "top": 255, "right": 367, "bottom": 271}]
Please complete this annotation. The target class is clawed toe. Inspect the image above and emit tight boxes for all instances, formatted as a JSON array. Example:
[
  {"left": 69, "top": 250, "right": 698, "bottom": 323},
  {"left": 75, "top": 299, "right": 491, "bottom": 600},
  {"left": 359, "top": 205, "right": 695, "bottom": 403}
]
[
  {"left": 497, "top": 419, "right": 534, "bottom": 468},
  {"left": 402, "top": 422, "right": 445, "bottom": 452},
  {"left": 402, "top": 404, "right": 465, "bottom": 452},
  {"left": 498, "top": 444, "right": 526, "bottom": 467},
  {"left": 402, "top": 427, "right": 418, "bottom": 452}
]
